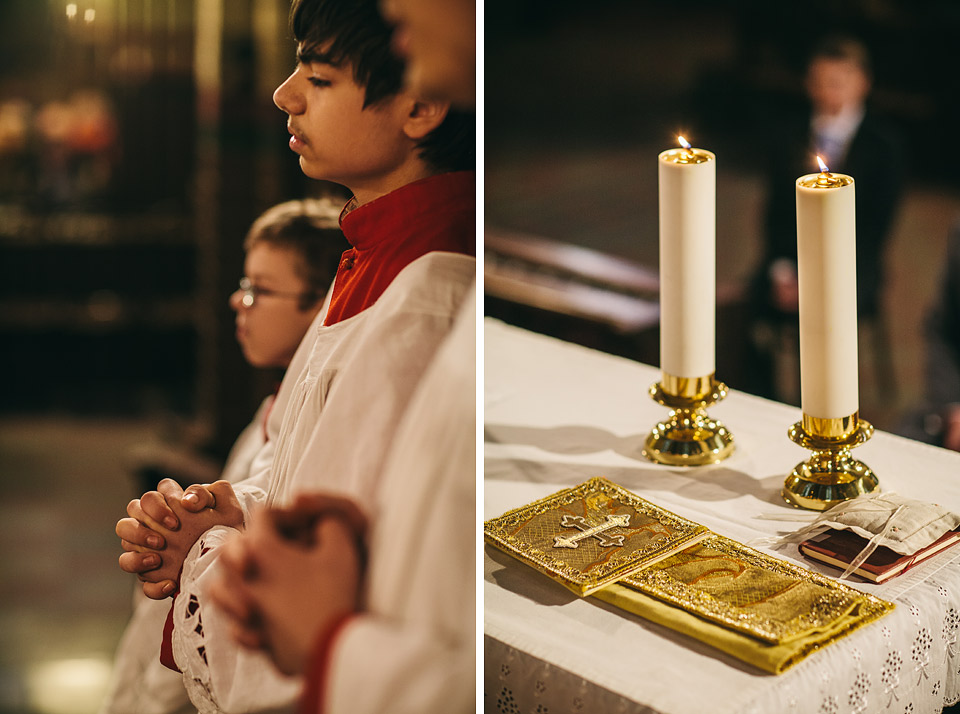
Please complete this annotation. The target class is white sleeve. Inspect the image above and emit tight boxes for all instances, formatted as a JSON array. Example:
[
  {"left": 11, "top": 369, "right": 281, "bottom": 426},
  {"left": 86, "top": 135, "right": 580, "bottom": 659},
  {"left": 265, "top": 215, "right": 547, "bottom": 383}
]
[
  {"left": 231, "top": 474, "right": 269, "bottom": 527},
  {"left": 169, "top": 313, "right": 326, "bottom": 711},
  {"left": 324, "top": 617, "right": 474, "bottom": 714},
  {"left": 321, "top": 283, "right": 477, "bottom": 714},
  {"left": 172, "top": 526, "right": 302, "bottom": 714}
]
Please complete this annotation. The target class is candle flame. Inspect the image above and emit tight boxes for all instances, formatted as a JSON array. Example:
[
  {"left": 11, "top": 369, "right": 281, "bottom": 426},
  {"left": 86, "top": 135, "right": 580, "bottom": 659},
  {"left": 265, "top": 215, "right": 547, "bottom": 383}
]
[
  {"left": 678, "top": 136, "right": 692, "bottom": 150},
  {"left": 816, "top": 155, "right": 829, "bottom": 173}
]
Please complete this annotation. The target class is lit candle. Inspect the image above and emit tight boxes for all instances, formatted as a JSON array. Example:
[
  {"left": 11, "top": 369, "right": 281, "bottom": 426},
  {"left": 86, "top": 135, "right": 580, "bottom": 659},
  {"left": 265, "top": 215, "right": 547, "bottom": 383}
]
[
  {"left": 795, "top": 156, "right": 858, "bottom": 420},
  {"left": 657, "top": 136, "right": 716, "bottom": 381}
]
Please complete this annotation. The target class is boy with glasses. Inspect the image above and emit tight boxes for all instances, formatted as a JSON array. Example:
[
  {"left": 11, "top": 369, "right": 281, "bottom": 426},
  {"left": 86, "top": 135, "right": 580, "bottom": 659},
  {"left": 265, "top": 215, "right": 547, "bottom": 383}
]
[{"left": 102, "top": 198, "right": 346, "bottom": 714}]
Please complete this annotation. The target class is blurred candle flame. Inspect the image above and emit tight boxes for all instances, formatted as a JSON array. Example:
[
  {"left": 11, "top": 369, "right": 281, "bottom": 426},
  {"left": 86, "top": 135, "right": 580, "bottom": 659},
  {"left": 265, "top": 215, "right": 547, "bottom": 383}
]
[
  {"left": 817, "top": 155, "right": 829, "bottom": 173},
  {"left": 678, "top": 135, "right": 692, "bottom": 150}
]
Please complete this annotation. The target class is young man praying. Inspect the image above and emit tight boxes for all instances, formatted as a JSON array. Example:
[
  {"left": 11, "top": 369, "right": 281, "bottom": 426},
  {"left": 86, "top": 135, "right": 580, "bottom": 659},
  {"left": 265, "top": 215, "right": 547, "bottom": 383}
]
[
  {"left": 205, "top": 1, "right": 479, "bottom": 710},
  {"left": 114, "top": 0, "right": 475, "bottom": 709}
]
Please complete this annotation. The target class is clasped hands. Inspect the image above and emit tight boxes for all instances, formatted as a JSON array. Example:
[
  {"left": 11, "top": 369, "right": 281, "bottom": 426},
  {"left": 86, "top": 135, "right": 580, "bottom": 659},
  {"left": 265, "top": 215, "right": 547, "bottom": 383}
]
[
  {"left": 116, "top": 478, "right": 245, "bottom": 599},
  {"left": 117, "top": 480, "right": 365, "bottom": 675},
  {"left": 209, "top": 494, "right": 366, "bottom": 675}
]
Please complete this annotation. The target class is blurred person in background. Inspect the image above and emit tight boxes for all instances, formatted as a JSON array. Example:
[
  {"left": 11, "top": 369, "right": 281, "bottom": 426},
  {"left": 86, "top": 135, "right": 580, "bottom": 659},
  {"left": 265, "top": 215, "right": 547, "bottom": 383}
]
[
  {"left": 745, "top": 34, "right": 903, "bottom": 402},
  {"left": 381, "top": 0, "right": 475, "bottom": 107}
]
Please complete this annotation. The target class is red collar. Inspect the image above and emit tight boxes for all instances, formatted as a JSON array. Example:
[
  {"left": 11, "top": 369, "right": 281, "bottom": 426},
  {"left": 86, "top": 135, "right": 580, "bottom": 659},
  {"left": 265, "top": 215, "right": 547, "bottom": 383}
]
[
  {"left": 339, "top": 171, "right": 475, "bottom": 250},
  {"left": 324, "top": 171, "right": 475, "bottom": 325}
]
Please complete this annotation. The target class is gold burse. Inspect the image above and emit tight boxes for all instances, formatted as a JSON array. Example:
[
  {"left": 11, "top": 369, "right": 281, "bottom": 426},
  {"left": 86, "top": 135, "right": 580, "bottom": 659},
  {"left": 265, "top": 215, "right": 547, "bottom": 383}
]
[
  {"left": 596, "top": 534, "right": 893, "bottom": 674},
  {"left": 484, "top": 477, "right": 710, "bottom": 596},
  {"left": 485, "top": 477, "right": 894, "bottom": 674}
]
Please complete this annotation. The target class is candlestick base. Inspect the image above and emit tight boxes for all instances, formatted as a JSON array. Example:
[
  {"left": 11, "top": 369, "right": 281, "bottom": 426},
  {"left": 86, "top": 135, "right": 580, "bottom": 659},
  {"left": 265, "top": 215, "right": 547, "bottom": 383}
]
[
  {"left": 782, "top": 415, "right": 877, "bottom": 511},
  {"left": 642, "top": 375, "right": 734, "bottom": 466}
]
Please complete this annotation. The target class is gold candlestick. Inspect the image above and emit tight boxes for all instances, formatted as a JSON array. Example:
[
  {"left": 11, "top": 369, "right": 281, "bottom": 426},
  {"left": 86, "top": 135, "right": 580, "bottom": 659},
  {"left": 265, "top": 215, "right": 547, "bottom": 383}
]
[
  {"left": 643, "top": 373, "right": 734, "bottom": 466},
  {"left": 782, "top": 413, "right": 878, "bottom": 510}
]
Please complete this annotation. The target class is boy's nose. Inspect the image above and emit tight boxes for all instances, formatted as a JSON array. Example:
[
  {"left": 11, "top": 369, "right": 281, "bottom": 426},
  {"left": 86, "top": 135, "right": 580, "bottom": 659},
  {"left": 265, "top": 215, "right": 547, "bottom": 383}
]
[
  {"left": 228, "top": 289, "right": 244, "bottom": 311},
  {"left": 274, "top": 71, "right": 304, "bottom": 115}
]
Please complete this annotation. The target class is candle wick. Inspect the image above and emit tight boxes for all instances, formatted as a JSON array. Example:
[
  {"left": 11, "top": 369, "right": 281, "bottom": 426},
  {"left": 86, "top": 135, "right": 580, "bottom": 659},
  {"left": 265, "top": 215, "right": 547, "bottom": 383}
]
[{"left": 815, "top": 170, "right": 836, "bottom": 187}]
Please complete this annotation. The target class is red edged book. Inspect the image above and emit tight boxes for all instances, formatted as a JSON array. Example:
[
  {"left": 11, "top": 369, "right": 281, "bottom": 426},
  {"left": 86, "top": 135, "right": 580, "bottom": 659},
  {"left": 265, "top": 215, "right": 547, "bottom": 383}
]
[{"left": 799, "top": 527, "right": 960, "bottom": 583}]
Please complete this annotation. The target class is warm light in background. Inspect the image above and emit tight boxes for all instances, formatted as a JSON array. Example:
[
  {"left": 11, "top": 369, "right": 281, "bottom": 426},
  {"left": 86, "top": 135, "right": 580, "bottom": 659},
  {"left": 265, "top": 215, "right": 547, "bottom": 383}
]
[
  {"left": 27, "top": 658, "right": 113, "bottom": 714},
  {"left": 84, "top": 8, "right": 96, "bottom": 23},
  {"left": 65, "top": 3, "right": 78, "bottom": 20}
]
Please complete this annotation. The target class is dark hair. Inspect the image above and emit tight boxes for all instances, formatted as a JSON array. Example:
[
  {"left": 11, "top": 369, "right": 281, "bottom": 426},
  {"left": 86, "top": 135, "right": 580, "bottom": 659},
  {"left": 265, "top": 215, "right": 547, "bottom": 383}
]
[
  {"left": 809, "top": 35, "right": 872, "bottom": 80},
  {"left": 245, "top": 198, "right": 348, "bottom": 309},
  {"left": 289, "top": 0, "right": 475, "bottom": 173}
]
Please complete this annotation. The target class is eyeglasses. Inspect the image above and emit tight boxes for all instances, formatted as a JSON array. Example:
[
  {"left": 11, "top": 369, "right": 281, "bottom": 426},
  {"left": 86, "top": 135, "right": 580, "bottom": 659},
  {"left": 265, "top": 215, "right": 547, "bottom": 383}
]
[{"left": 237, "top": 277, "right": 312, "bottom": 308}]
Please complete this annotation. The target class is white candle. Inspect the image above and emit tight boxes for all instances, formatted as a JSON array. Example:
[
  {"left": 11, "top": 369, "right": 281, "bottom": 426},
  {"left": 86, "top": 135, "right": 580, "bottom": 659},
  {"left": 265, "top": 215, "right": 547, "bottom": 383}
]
[
  {"left": 795, "top": 160, "right": 858, "bottom": 420},
  {"left": 657, "top": 139, "right": 716, "bottom": 380}
]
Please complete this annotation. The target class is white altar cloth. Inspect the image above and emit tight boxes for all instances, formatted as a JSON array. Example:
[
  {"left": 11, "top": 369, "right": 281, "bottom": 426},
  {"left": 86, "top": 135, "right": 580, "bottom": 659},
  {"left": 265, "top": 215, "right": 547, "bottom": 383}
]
[{"left": 484, "top": 318, "right": 960, "bottom": 714}]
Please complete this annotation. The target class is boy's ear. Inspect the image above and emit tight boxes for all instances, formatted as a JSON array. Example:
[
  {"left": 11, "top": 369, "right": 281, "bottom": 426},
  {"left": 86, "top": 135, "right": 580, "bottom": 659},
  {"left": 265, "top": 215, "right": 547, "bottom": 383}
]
[{"left": 402, "top": 99, "right": 450, "bottom": 140}]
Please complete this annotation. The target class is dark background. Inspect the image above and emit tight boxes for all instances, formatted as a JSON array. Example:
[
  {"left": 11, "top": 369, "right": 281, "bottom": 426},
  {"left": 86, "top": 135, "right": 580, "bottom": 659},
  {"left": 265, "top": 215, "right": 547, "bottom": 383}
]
[
  {"left": 0, "top": 0, "right": 329, "bottom": 456},
  {"left": 485, "top": 0, "right": 960, "bottom": 420},
  {"left": 487, "top": 0, "right": 960, "bottom": 176}
]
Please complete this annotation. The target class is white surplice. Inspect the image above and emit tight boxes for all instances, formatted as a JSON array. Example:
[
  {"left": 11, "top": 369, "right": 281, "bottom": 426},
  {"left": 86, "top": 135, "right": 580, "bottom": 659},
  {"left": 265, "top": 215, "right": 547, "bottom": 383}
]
[
  {"left": 319, "top": 282, "right": 476, "bottom": 714},
  {"left": 170, "top": 252, "right": 475, "bottom": 713}
]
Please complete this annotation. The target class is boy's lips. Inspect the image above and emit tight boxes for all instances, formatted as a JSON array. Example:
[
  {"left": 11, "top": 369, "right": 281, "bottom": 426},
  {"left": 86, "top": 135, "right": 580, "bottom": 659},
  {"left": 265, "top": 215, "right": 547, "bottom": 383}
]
[{"left": 287, "top": 125, "right": 307, "bottom": 151}]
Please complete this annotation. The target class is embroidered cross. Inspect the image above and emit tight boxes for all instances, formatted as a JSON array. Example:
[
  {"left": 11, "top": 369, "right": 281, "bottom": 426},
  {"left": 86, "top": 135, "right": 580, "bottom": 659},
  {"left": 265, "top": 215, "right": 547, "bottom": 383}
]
[{"left": 553, "top": 514, "right": 630, "bottom": 549}]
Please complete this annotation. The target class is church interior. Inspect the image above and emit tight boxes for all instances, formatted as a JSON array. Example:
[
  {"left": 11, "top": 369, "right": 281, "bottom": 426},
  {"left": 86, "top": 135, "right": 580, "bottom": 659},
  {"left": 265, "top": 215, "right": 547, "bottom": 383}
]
[{"left": 3, "top": 0, "right": 960, "bottom": 712}]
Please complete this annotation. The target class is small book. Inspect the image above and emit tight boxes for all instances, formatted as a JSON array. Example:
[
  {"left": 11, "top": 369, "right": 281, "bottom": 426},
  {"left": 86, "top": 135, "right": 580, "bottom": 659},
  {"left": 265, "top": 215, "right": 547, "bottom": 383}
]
[{"left": 799, "top": 527, "right": 960, "bottom": 583}]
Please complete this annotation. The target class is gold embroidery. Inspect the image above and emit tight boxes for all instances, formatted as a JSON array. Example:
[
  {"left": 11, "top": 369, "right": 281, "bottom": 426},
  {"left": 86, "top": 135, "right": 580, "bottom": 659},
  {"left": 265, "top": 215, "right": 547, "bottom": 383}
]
[
  {"left": 619, "top": 534, "right": 892, "bottom": 645},
  {"left": 484, "top": 477, "right": 709, "bottom": 596},
  {"left": 487, "top": 478, "right": 895, "bottom": 673}
]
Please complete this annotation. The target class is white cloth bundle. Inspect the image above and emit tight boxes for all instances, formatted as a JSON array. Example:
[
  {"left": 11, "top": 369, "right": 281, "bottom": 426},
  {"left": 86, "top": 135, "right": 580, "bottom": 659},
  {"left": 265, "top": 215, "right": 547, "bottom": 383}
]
[{"left": 755, "top": 492, "right": 960, "bottom": 580}]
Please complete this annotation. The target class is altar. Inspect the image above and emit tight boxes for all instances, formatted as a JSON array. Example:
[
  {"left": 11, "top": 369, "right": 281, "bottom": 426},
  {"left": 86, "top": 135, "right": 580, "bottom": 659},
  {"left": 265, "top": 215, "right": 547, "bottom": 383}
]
[{"left": 484, "top": 318, "right": 960, "bottom": 714}]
